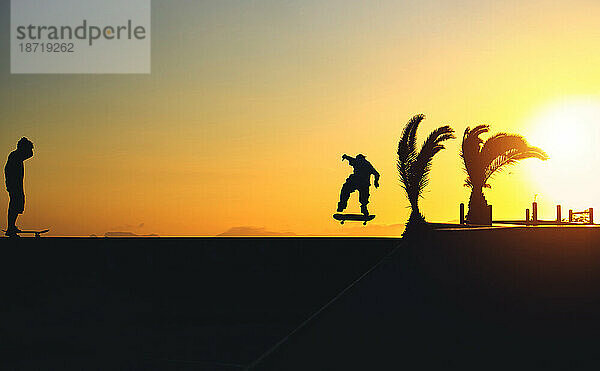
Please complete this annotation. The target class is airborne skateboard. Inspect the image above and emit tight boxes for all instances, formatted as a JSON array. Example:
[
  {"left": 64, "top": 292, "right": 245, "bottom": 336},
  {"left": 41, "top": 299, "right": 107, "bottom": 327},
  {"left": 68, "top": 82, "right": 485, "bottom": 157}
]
[
  {"left": 333, "top": 214, "right": 375, "bottom": 225},
  {"left": 3, "top": 229, "right": 50, "bottom": 238}
]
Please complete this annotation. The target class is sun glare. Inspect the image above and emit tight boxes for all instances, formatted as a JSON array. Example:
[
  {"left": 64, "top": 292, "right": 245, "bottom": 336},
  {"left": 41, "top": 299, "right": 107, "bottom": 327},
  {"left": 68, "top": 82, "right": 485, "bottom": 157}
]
[{"left": 526, "top": 98, "right": 600, "bottom": 211}]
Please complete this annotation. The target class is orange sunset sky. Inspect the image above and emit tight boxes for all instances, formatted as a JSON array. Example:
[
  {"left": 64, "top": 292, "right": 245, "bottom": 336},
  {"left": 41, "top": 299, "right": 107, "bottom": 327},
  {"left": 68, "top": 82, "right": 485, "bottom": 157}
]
[{"left": 2, "top": 0, "right": 600, "bottom": 236}]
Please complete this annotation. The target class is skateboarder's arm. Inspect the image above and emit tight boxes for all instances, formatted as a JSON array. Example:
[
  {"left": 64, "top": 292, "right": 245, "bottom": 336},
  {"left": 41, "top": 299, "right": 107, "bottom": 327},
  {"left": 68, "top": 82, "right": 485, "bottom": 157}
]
[
  {"left": 342, "top": 154, "right": 356, "bottom": 165},
  {"left": 4, "top": 160, "right": 21, "bottom": 192},
  {"left": 372, "top": 167, "right": 380, "bottom": 187},
  {"left": 4, "top": 164, "right": 13, "bottom": 191}
]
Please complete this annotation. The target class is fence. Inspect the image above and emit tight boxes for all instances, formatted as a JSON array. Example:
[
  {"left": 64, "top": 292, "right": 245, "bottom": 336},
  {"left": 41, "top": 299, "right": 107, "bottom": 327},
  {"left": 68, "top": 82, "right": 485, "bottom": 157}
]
[{"left": 459, "top": 202, "right": 595, "bottom": 226}]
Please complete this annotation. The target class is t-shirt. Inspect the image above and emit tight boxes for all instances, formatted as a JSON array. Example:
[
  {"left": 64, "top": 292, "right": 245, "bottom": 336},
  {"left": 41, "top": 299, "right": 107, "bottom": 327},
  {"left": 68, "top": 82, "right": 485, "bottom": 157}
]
[
  {"left": 5, "top": 151, "right": 24, "bottom": 192},
  {"left": 348, "top": 158, "right": 378, "bottom": 183}
]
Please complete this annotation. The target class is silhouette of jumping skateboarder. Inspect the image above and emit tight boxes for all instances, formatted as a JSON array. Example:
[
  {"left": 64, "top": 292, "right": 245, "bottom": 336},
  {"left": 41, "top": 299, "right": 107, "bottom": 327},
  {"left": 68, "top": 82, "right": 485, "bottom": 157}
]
[
  {"left": 337, "top": 154, "right": 380, "bottom": 216},
  {"left": 5, "top": 138, "right": 34, "bottom": 237}
]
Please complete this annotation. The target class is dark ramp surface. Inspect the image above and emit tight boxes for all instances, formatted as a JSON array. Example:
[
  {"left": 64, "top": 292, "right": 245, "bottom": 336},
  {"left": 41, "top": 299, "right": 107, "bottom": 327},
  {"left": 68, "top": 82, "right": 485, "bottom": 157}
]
[
  {"left": 0, "top": 237, "right": 395, "bottom": 369},
  {"left": 254, "top": 227, "right": 600, "bottom": 370}
]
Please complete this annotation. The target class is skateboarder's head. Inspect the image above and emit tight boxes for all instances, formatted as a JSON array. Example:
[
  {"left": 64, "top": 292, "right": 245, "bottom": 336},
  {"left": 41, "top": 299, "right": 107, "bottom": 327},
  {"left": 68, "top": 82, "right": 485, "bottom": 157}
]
[
  {"left": 356, "top": 154, "right": 366, "bottom": 160},
  {"left": 17, "top": 137, "right": 34, "bottom": 159}
]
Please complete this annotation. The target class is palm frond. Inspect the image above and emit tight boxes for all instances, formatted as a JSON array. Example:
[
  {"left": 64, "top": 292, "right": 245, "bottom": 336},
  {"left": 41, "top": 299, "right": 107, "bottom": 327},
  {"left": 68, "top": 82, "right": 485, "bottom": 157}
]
[
  {"left": 397, "top": 114, "right": 425, "bottom": 199},
  {"left": 413, "top": 125, "right": 456, "bottom": 197},
  {"left": 398, "top": 114, "right": 424, "bottom": 163},
  {"left": 406, "top": 114, "right": 424, "bottom": 163},
  {"left": 480, "top": 134, "right": 527, "bottom": 172},
  {"left": 512, "top": 148, "right": 548, "bottom": 161},
  {"left": 482, "top": 134, "right": 548, "bottom": 183},
  {"left": 460, "top": 125, "right": 489, "bottom": 188},
  {"left": 397, "top": 116, "right": 455, "bottom": 219}
]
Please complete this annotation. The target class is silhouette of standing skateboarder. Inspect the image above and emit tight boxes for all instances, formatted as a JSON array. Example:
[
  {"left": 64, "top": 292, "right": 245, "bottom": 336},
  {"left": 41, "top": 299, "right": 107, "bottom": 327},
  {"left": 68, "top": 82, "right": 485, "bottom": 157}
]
[
  {"left": 5, "top": 138, "right": 34, "bottom": 237},
  {"left": 337, "top": 154, "right": 380, "bottom": 215}
]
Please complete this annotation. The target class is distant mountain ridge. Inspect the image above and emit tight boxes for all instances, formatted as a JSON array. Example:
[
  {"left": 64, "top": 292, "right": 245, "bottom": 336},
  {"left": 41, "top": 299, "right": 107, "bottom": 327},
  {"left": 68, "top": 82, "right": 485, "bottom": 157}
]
[
  {"left": 103, "top": 232, "right": 160, "bottom": 237},
  {"left": 217, "top": 226, "right": 296, "bottom": 237},
  {"left": 218, "top": 223, "right": 406, "bottom": 237}
]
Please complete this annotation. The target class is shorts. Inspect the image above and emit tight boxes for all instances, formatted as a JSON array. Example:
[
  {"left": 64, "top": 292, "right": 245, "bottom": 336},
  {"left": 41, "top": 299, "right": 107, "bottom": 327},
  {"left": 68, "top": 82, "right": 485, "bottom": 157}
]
[{"left": 8, "top": 190, "right": 25, "bottom": 214}]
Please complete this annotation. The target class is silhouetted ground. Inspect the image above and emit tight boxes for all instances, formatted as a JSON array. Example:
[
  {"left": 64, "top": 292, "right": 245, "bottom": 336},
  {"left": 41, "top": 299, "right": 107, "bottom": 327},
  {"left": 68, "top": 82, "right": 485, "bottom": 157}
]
[
  {"left": 254, "top": 226, "right": 600, "bottom": 369},
  {"left": 6, "top": 229, "right": 600, "bottom": 369},
  {"left": 0, "top": 237, "right": 394, "bottom": 369}
]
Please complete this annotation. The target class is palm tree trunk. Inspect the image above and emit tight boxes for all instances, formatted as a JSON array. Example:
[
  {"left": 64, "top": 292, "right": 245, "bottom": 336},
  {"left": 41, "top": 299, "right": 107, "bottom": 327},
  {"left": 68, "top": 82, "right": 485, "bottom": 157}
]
[
  {"left": 408, "top": 208, "right": 425, "bottom": 225},
  {"left": 403, "top": 201, "right": 427, "bottom": 237},
  {"left": 467, "top": 186, "right": 490, "bottom": 225}
]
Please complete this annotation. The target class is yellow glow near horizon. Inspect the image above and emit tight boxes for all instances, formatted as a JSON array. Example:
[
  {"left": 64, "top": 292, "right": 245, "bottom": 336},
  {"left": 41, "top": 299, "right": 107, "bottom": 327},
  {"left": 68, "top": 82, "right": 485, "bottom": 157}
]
[{"left": 526, "top": 98, "right": 600, "bottom": 212}]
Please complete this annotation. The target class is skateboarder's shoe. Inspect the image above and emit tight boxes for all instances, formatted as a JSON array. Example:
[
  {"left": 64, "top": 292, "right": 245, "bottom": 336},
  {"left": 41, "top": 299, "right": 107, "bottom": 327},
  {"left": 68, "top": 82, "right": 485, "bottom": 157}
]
[
  {"left": 5, "top": 227, "right": 21, "bottom": 237},
  {"left": 361, "top": 205, "right": 369, "bottom": 216},
  {"left": 337, "top": 202, "right": 347, "bottom": 212}
]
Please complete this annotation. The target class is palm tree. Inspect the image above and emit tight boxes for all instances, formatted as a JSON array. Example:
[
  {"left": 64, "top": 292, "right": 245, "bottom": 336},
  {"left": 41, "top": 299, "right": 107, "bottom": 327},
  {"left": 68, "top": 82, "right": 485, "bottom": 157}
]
[
  {"left": 398, "top": 114, "right": 455, "bottom": 233},
  {"left": 461, "top": 125, "right": 548, "bottom": 224}
]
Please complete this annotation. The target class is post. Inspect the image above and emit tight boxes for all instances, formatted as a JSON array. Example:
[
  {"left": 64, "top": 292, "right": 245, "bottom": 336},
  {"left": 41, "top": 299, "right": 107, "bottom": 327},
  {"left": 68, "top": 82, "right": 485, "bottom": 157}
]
[
  {"left": 526, "top": 208, "right": 530, "bottom": 225},
  {"left": 460, "top": 203, "right": 465, "bottom": 225},
  {"left": 556, "top": 205, "right": 561, "bottom": 223},
  {"left": 589, "top": 208, "right": 594, "bottom": 224},
  {"left": 532, "top": 202, "right": 538, "bottom": 224},
  {"left": 488, "top": 204, "right": 492, "bottom": 226},
  {"left": 569, "top": 209, "right": 573, "bottom": 223}
]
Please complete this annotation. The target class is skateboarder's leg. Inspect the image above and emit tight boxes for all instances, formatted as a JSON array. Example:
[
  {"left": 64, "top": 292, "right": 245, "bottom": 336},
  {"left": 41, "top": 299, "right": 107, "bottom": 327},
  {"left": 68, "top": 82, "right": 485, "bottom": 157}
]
[
  {"left": 359, "top": 186, "right": 370, "bottom": 215},
  {"left": 338, "top": 180, "right": 356, "bottom": 212},
  {"left": 6, "top": 191, "right": 24, "bottom": 234},
  {"left": 6, "top": 210, "right": 19, "bottom": 236},
  {"left": 7, "top": 210, "right": 17, "bottom": 229}
]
